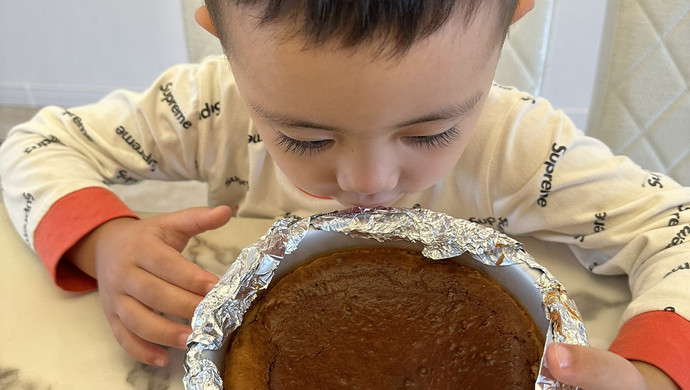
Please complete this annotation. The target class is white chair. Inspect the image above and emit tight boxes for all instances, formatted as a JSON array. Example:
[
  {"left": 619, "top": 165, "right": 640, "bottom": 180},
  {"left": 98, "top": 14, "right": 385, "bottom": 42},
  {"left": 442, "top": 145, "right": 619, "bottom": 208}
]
[
  {"left": 587, "top": 0, "right": 690, "bottom": 186},
  {"left": 495, "top": 1, "right": 554, "bottom": 98}
]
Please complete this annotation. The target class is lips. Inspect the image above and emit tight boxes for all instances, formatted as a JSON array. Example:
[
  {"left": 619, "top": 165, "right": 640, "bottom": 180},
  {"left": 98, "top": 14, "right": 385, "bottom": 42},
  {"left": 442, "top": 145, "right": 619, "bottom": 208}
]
[
  {"left": 296, "top": 186, "right": 334, "bottom": 200},
  {"left": 336, "top": 194, "right": 401, "bottom": 208},
  {"left": 296, "top": 185, "right": 403, "bottom": 208},
  {"left": 296, "top": 186, "right": 395, "bottom": 207}
]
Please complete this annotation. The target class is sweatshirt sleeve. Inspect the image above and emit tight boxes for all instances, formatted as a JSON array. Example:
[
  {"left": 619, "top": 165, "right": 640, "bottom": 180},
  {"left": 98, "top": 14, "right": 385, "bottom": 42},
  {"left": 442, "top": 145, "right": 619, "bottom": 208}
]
[
  {"left": 481, "top": 86, "right": 690, "bottom": 388},
  {"left": 608, "top": 311, "right": 690, "bottom": 388},
  {"left": 34, "top": 187, "right": 139, "bottom": 292},
  {"left": 0, "top": 56, "right": 245, "bottom": 291}
]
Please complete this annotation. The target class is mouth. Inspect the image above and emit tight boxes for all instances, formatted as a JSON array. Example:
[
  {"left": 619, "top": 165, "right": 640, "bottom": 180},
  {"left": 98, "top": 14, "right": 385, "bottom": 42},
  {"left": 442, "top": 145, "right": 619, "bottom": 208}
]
[
  {"left": 296, "top": 186, "right": 401, "bottom": 208},
  {"left": 296, "top": 187, "right": 334, "bottom": 200},
  {"left": 337, "top": 194, "right": 400, "bottom": 209}
]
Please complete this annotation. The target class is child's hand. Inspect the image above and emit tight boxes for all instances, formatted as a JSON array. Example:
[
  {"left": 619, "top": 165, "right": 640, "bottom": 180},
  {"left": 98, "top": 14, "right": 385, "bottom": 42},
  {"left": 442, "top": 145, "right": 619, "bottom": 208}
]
[
  {"left": 67, "top": 206, "right": 232, "bottom": 366},
  {"left": 545, "top": 343, "right": 679, "bottom": 389}
]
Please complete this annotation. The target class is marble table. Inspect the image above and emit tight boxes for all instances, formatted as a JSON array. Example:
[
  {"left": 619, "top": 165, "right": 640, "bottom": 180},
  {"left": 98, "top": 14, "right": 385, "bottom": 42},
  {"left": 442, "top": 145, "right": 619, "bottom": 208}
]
[{"left": 0, "top": 203, "right": 632, "bottom": 389}]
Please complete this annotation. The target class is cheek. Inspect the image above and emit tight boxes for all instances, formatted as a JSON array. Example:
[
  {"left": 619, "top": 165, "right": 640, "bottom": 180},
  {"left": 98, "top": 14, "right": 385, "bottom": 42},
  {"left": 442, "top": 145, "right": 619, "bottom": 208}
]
[
  {"left": 402, "top": 134, "right": 473, "bottom": 188},
  {"left": 404, "top": 149, "right": 460, "bottom": 187}
]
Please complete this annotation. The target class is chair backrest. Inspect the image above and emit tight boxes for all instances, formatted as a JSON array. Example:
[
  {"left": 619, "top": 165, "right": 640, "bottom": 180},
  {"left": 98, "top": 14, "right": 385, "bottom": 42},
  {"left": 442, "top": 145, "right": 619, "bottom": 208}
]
[
  {"left": 587, "top": 0, "right": 690, "bottom": 186},
  {"left": 494, "top": 1, "right": 554, "bottom": 96},
  {"left": 181, "top": 0, "right": 224, "bottom": 62}
]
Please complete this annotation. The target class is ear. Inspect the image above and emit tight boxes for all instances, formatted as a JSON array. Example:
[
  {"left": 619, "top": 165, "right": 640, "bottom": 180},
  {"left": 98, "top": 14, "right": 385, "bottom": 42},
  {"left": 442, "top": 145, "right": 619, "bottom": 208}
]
[
  {"left": 195, "top": 5, "right": 218, "bottom": 37},
  {"left": 511, "top": 0, "right": 534, "bottom": 24}
]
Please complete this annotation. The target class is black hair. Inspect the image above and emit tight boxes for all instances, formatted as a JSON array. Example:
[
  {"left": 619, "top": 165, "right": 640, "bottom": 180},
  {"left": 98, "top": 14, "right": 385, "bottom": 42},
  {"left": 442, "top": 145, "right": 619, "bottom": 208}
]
[{"left": 205, "top": 0, "right": 519, "bottom": 57}]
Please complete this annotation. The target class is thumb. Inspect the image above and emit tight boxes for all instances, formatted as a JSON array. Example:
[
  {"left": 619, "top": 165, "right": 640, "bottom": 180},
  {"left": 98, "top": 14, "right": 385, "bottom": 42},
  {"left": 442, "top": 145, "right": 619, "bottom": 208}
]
[
  {"left": 545, "top": 343, "right": 646, "bottom": 389},
  {"left": 157, "top": 205, "right": 233, "bottom": 249},
  {"left": 198, "top": 205, "right": 233, "bottom": 231}
]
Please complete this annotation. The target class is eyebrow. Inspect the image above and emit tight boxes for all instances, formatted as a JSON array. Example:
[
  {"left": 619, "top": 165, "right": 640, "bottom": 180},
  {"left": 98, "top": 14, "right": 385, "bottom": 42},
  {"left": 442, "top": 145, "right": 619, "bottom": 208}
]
[
  {"left": 249, "top": 90, "right": 483, "bottom": 131},
  {"left": 395, "top": 91, "right": 484, "bottom": 128}
]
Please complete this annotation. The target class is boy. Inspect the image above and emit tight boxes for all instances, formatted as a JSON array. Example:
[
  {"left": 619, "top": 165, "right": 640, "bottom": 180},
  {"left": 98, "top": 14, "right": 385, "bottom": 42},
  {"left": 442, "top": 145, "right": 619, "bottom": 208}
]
[{"left": 0, "top": 0, "right": 687, "bottom": 388}]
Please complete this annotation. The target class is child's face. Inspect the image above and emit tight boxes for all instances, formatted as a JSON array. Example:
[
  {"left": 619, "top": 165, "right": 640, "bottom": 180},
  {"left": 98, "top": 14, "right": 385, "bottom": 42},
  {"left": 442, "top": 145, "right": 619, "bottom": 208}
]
[{"left": 226, "top": 6, "right": 501, "bottom": 207}]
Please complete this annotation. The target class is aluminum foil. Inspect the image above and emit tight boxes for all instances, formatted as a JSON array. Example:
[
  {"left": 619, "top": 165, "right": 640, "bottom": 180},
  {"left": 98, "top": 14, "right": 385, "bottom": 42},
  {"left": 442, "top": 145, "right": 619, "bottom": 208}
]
[{"left": 183, "top": 207, "right": 589, "bottom": 389}]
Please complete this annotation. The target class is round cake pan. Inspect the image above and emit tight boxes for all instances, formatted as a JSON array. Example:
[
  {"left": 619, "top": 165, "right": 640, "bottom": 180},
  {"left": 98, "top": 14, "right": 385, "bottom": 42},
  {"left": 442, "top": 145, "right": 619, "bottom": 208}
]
[{"left": 184, "top": 207, "right": 588, "bottom": 390}]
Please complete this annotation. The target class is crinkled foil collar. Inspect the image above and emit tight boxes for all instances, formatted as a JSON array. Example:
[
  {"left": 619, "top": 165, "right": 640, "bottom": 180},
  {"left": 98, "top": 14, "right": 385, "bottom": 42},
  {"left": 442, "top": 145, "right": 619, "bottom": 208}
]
[{"left": 183, "top": 207, "right": 588, "bottom": 389}]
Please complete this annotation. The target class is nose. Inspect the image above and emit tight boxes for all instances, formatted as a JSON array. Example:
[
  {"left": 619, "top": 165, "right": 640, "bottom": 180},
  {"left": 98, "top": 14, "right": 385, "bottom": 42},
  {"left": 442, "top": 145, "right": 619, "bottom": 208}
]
[{"left": 336, "top": 148, "right": 398, "bottom": 195}]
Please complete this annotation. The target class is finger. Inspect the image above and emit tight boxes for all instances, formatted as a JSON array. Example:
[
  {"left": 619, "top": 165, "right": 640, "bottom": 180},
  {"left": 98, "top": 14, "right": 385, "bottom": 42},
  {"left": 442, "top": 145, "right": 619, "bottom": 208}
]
[
  {"left": 115, "top": 294, "right": 192, "bottom": 351},
  {"left": 138, "top": 244, "right": 218, "bottom": 297},
  {"left": 123, "top": 265, "right": 207, "bottom": 319},
  {"left": 109, "top": 313, "right": 171, "bottom": 367},
  {"left": 545, "top": 343, "right": 647, "bottom": 389},
  {"left": 156, "top": 206, "right": 233, "bottom": 250}
]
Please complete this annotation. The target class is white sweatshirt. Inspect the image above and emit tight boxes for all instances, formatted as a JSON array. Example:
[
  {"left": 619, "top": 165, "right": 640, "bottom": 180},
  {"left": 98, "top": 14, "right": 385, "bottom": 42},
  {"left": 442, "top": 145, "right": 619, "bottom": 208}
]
[{"left": 1, "top": 56, "right": 689, "bottom": 383}]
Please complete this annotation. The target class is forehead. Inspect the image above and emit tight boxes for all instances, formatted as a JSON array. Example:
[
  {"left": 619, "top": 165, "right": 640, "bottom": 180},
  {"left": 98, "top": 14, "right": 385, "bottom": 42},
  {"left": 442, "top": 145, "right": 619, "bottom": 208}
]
[{"left": 222, "top": 4, "right": 501, "bottom": 130}]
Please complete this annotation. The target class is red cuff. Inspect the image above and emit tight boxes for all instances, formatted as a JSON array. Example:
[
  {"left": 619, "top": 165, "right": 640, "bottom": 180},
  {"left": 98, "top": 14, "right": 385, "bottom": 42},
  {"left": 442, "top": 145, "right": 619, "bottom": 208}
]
[
  {"left": 609, "top": 311, "right": 690, "bottom": 388},
  {"left": 34, "top": 187, "right": 139, "bottom": 292}
]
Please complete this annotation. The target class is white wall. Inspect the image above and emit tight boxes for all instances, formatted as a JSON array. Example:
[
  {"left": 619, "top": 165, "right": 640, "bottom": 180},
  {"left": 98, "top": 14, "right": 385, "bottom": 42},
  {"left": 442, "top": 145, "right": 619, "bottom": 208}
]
[{"left": 0, "top": 1, "right": 188, "bottom": 107}]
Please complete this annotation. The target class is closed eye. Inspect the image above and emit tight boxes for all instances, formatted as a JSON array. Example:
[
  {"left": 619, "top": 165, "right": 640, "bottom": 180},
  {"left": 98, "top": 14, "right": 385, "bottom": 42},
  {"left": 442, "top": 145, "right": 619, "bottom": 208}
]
[
  {"left": 405, "top": 127, "right": 460, "bottom": 149},
  {"left": 275, "top": 132, "right": 332, "bottom": 155}
]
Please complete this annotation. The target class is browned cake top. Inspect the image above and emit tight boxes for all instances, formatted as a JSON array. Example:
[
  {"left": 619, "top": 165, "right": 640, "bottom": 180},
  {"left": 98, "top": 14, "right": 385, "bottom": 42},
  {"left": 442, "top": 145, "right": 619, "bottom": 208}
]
[{"left": 224, "top": 247, "right": 544, "bottom": 390}]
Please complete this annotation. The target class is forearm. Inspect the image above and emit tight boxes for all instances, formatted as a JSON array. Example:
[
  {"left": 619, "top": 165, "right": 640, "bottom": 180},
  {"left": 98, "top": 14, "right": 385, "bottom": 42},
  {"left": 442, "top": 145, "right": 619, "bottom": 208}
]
[
  {"left": 65, "top": 216, "right": 139, "bottom": 280},
  {"left": 34, "top": 188, "right": 139, "bottom": 291},
  {"left": 632, "top": 361, "right": 680, "bottom": 389},
  {"left": 479, "top": 90, "right": 690, "bottom": 387}
]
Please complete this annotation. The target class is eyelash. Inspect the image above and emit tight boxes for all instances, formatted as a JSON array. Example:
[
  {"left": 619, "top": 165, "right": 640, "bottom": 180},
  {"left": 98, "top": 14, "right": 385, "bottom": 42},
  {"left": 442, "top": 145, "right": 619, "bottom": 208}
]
[
  {"left": 275, "top": 132, "right": 332, "bottom": 156},
  {"left": 405, "top": 127, "right": 460, "bottom": 149},
  {"left": 274, "top": 126, "right": 460, "bottom": 156}
]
